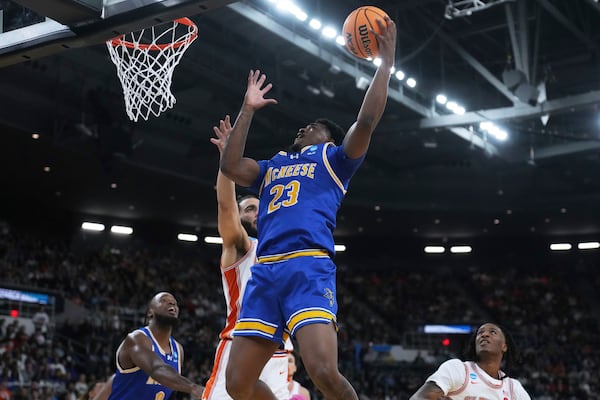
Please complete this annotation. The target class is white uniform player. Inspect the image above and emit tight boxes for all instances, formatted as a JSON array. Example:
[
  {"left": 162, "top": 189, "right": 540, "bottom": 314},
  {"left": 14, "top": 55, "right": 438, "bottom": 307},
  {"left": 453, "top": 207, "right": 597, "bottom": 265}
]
[
  {"left": 410, "top": 323, "right": 531, "bottom": 400},
  {"left": 203, "top": 239, "right": 288, "bottom": 400},
  {"left": 286, "top": 339, "right": 311, "bottom": 400},
  {"left": 426, "top": 359, "right": 531, "bottom": 400},
  {"left": 205, "top": 122, "right": 288, "bottom": 400}
]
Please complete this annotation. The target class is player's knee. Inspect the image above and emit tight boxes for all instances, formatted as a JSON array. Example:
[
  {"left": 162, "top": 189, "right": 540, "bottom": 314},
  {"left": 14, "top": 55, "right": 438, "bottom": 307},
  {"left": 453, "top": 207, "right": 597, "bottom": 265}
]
[
  {"left": 225, "top": 366, "right": 250, "bottom": 400},
  {"left": 305, "top": 362, "right": 340, "bottom": 391}
]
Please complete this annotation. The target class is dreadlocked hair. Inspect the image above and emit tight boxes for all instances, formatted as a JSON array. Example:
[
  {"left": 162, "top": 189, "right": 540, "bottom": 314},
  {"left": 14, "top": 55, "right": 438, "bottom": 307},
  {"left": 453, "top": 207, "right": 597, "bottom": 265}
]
[{"left": 143, "top": 294, "right": 160, "bottom": 325}]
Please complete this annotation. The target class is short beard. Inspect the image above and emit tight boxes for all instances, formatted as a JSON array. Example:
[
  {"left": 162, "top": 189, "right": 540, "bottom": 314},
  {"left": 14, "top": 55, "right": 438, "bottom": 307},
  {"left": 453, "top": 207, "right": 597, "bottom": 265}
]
[
  {"left": 153, "top": 313, "right": 179, "bottom": 328},
  {"left": 289, "top": 142, "right": 302, "bottom": 152},
  {"left": 241, "top": 219, "right": 257, "bottom": 238}
]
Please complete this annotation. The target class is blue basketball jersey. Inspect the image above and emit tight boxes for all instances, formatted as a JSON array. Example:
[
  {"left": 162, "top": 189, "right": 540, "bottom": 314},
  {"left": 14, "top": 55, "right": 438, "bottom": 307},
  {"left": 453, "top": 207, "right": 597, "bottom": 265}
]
[
  {"left": 249, "top": 142, "right": 363, "bottom": 258},
  {"left": 108, "top": 327, "right": 181, "bottom": 400}
]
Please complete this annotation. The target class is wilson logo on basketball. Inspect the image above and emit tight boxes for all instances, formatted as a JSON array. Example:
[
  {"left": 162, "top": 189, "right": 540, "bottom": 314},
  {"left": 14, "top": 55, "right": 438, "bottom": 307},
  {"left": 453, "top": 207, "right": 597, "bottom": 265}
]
[
  {"left": 357, "top": 24, "right": 374, "bottom": 57},
  {"left": 342, "top": 6, "right": 389, "bottom": 60}
]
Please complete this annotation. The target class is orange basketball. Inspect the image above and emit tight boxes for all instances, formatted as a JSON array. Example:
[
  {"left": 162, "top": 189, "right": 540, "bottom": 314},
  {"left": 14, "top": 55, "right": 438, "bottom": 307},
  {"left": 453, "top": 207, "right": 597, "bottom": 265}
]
[{"left": 342, "top": 6, "right": 389, "bottom": 60}]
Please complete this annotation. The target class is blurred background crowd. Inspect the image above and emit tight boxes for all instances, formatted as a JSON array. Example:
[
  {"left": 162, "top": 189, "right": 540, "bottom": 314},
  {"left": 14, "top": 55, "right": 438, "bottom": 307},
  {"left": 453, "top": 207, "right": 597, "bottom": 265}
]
[{"left": 0, "top": 222, "right": 599, "bottom": 400}]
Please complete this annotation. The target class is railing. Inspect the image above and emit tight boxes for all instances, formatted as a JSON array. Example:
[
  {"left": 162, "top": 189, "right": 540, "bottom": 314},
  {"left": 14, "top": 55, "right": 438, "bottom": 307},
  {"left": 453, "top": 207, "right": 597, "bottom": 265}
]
[{"left": 444, "top": 0, "right": 515, "bottom": 19}]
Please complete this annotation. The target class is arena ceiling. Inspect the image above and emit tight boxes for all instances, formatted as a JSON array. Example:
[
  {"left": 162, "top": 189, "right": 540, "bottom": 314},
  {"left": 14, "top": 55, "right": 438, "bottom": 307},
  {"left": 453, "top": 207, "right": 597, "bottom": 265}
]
[{"left": 1, "top": 0, "right": 600, "bottom": 239}]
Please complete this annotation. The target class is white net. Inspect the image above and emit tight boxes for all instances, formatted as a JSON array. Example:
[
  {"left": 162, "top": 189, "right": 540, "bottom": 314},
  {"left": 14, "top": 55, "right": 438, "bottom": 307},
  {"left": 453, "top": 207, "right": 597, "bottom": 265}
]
[{"left": 106, "top": 18, "right": 198, "bottom": 122}]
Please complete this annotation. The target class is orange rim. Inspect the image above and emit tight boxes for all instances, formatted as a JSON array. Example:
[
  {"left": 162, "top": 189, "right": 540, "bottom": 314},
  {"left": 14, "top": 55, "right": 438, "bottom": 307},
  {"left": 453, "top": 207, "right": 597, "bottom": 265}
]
[{"left": 108, "top": 17, "right": 198, "bottom": 50}]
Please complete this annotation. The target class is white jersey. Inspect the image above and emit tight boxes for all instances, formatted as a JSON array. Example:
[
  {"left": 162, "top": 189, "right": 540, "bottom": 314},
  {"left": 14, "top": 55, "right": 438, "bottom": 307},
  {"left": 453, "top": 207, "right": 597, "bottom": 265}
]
[
  {"left": 284, "top": 337, "right": 294, "bottom": 352},
  {"left": 218, "top": 238, "right": 257, "bottom": 339},
  {"left": 203, "top": 339, "right": 288, "bottom": 400},
  {"left": 289, "top": 380, "right": 301, "bottom": 395},
  {"left": 204, "top": 238, "right": 288, "bottom": 400},
  {"left": 427, "top": 359, "right": 531, "bottom": 400}
]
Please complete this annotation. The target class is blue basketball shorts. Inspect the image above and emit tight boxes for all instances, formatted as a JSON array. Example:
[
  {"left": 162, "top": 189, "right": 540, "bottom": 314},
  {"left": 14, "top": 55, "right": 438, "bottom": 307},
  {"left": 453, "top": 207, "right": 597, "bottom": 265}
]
[{"left": 232, "top": 256, "right": 338, "bottom": 344}]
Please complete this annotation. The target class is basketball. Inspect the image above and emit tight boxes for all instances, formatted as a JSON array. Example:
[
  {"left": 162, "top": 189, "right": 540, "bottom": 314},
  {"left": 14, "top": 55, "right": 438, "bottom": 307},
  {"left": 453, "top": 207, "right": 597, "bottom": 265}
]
[{"left": 342, "top": 6, "right": 389, "bottom": 60}]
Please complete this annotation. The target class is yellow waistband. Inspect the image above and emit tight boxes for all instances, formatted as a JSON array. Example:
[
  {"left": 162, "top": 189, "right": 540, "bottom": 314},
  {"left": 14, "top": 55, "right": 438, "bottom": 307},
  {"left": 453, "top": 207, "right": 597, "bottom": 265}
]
[{"left": 258, "top": 249, "right": 329, "bottom": 263}]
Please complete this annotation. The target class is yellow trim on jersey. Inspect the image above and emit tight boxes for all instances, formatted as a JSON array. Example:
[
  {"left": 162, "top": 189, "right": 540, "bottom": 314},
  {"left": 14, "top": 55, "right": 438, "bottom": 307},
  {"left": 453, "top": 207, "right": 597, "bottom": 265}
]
[
  {"left": 287, "top": 309, "right": 336, "bottom": 333},
  {"left": 235, "top": 320, "right": 277, "bottom": 335},
  {"left": 115, "top": 343, "right": 141, "bottom": 373},
  {"left": 118, "top": 366, "right": 141, "bottom": 374},
  {"left": 278, "top": 151, "right": 288, "bottom": 156},
  {"left": 258, "top": 249, "right": 329, "bottom": 263},
  {"left": 321, "top": 142, "right": 347, "bottom": 194},
  {"left": 116, "top": 330, "right": 151, "bottom": 373},
  {"left": 147, "top": 327, "right": 172, "bottom": 356}
]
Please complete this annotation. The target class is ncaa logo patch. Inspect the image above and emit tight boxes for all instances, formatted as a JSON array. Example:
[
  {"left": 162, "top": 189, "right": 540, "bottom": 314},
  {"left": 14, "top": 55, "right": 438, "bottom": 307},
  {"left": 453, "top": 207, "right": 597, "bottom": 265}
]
[{"left": 307, "top": 145, "right": 318, "bottom": 155}]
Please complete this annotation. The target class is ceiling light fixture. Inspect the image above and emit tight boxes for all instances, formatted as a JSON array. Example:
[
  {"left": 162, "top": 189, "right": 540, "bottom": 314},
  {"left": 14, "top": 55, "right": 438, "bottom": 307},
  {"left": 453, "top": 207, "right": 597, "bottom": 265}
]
[
  {"left": 309, "top": 18, "right": 321, "bottom": 30},
  {"left": 177, "top": 233, "right": 198, "bottom": 242},
  {"left": 321, "top": 26, "right": 337, "bottom": 39},
  {"left": 111, "top": 225, "right": 133, "bottom": 235},
  {"left": 450, "top": 245, "right": 472, "bottom": 254},
  {"left": 424, "top": 246, "right": 445, "bottom": 254},
  {"left": 81, "top": 222, "right": 105, "bottom": 231},
  {"left": 578, "top": 242, "right": 600, "bottom": 250},
  {"left": 204, "top": 236, "right": 223, "bottom": 244},
  {"left": 550, "top": 243, "right": 571, "bottom": 251}
]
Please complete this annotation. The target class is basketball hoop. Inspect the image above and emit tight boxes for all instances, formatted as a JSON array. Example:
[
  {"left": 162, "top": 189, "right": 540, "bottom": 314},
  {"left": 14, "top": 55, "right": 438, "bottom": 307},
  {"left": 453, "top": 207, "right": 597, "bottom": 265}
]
[{"left": 106, "top": 18, "right": 198, "bottom": 122}]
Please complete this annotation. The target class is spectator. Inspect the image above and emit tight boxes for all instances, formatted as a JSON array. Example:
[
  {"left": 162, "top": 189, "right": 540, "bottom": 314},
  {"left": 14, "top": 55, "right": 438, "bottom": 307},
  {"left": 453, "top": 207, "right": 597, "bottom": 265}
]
[{"left": 32, "top": 306, "right": 50, "bottom": 334}]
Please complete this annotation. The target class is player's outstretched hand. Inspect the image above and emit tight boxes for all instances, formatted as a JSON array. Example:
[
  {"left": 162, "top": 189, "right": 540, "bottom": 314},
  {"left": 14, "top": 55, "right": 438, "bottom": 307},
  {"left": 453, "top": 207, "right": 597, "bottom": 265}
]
[
  {"left": 373, "top": 16, "right": 396, "bottom": 67},
  {"left": 210, "top": 114, "right": 232, "bottom": 153},
  {"left": 243, "top": 69, "right": 278, "bottom": 111}
]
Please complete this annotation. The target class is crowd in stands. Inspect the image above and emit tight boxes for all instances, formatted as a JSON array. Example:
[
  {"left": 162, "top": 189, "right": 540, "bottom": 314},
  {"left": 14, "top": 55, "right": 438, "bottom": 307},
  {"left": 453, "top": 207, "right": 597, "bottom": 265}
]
[{"left": 0, "top": 224, "right": 599, "bottom": 399}]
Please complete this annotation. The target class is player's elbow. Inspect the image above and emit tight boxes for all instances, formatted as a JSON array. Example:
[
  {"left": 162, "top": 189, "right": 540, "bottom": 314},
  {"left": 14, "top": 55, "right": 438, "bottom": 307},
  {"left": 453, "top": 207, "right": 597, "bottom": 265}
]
[{"left": 219, "top": 161, "right": 236, "bottom": 179}]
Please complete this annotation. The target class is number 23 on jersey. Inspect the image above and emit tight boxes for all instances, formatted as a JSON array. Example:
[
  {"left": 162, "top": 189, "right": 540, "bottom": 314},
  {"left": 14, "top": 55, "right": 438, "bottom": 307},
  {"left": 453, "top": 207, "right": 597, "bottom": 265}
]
[{"left": 267, "top": 180, "right": 300, "bottom": 214}]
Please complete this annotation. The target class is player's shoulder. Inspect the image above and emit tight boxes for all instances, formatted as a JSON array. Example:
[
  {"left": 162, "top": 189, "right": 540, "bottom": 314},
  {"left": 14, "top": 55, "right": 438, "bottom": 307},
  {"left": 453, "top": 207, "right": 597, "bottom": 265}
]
[
  {"left": 433, "top": 358, "right": 468, "bottom": 378},
  {"left": 272, "top": 150, "right": 289, "bottom": 159},
  {"left": 439, "top": 358, "right": 465, "bottom": 368},
  {"left": 126, "top": 327, "right": 154, "bottom": 342},
  {"left": 509, "top": 378, "right": 531, "bottom": 399},
  {"left": 118, "top": 328, "right": 152, "bottom": 356},
  {"left": 128, "top": 327, "right": 148, "bottom": 337},
  {"left": 323, "top": 141, "right": 359, "bottom": 162}
]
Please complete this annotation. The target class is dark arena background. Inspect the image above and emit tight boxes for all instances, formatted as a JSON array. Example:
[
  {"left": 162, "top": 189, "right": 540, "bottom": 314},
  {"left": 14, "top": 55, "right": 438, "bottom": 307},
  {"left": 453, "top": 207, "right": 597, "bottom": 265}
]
[{"left": 1, "top": 0, "right": 600, "bottom": 399}]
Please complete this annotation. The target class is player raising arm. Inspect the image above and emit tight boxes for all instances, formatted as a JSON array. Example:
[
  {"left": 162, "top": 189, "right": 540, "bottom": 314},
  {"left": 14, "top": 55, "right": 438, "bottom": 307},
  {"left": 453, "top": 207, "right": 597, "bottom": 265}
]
[{"left": 219, "top": 15, "right": 396, "bottom": 400}]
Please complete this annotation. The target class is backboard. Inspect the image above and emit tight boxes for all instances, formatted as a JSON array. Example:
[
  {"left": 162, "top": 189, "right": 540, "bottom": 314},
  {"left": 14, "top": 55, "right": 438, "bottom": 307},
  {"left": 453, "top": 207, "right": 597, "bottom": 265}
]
[{"left": 0, "top": 0, "right": 235, "bottom": 67}]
